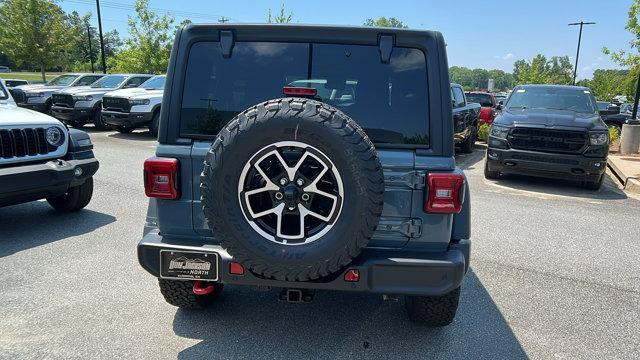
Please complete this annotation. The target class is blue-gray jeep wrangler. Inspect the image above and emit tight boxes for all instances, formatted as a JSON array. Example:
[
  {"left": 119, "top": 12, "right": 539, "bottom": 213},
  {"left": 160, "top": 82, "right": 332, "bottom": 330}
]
[{"left": 138, "top": 24, "right": 471, "bottom": 326}]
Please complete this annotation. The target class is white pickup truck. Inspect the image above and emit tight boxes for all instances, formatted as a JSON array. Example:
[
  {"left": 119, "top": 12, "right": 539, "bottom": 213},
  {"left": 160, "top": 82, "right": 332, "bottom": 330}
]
[
  {"left": 101, "top": 75, "right": 165, "bottom": 136},
  {"left": 0, "top": 80, "right": 99, "bottom": 211}
]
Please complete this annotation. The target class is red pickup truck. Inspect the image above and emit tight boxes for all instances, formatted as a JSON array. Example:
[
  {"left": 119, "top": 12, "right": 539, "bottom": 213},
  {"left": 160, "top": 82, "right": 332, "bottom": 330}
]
[{"left": 465, "top": 91, "right": 498, "bottom": 124}]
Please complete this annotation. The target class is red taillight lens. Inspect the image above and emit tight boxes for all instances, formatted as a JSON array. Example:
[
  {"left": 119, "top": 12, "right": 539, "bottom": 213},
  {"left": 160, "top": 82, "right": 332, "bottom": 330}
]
[
  {"left": 282, "top": 86, "right": 317, "bottom": 97},
  {"left": 344, "top": 269, "right": 359, "bottom": 282},
  {"left": 144, "top": 157, "right": 179, "bottom": 199},
  {"left": 424, "top": 173, "right": 464, "bottom": 214},
  {"left": 229, "top": 262, "right": 245, "bottom": 275}
]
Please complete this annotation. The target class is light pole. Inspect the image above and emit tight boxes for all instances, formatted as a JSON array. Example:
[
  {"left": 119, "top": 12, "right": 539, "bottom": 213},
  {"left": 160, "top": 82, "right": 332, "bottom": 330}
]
[
  {"left": 86, "top": 24, "right": 95, "bottom": 73},
  {"left": 568, "top": 21, "right": 595, "bottom": 85},
  {"left": 95, "top": 0, "right": 107, "bottom": 73}
]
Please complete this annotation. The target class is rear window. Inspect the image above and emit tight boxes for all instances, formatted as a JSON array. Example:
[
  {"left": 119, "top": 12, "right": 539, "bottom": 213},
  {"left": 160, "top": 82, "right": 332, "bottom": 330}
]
[
  {"left": 466, "top": 93, "right": 494, "bottom": 107},
  {"left": 180, "top": 41, "right": 429, "bottom": 146}
]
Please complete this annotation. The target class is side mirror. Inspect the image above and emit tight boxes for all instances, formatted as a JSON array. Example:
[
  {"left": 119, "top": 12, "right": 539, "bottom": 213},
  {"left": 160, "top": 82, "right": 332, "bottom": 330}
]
[{"left": 496, "top": 104, "right": 502, "bottom": 110}]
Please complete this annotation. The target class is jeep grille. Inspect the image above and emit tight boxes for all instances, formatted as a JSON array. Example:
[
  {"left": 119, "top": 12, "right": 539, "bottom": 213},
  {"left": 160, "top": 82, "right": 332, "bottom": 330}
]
[{"left": 0, "top": 128, "right": 56, "bottom": 159}]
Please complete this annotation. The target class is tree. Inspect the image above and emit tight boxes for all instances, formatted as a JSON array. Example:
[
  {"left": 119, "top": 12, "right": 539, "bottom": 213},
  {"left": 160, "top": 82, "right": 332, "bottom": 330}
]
[
  {"left": 267, "top": 4, "right": 292, "bottom": 23},
  {"left": 109, "top": 0, "right": 173, "bottom": 73},
  {"left": 602, "top": 0, "right": 640, "bottom": 100},
  {"left": 578, "top": 69, "right": 630, "bottom": 101},
  {"left": 0, "top": 0, "right": 72, "bottom": 81},
  {"left": 513, "top": 54, "right": 573, "bottom": 85},
  {"left": 364, "top": 17, "right": 408, "bottom": 28},
  {"left": 449, "top": 66, "right": 514, "bottom": 91},
  {"left": 66, "top": 11, "right": 122, "bottom": 72}
]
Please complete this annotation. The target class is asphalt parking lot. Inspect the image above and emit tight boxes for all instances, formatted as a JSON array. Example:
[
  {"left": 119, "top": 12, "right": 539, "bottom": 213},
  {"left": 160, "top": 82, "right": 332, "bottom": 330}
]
[{"left": 1, "top": 129, "right": 639, "bottom": 359}]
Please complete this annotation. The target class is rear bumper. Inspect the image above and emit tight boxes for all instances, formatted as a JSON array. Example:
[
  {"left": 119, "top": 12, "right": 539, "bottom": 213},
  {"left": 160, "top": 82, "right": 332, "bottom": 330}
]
[
  {"left": 486, "top": 146, "right": 606, "bottom": 180},
  {"left": 0, "top": 158, "right": 99, "bottom": 207},
  {"left": 138, "top": 230, "right": 470, "bottom": 296},
  {"left": 102, "top": 110, "right": 153, "bottom": 127},
  {"left": 51, "top": 106, "right": 93, "bottom": 122}
]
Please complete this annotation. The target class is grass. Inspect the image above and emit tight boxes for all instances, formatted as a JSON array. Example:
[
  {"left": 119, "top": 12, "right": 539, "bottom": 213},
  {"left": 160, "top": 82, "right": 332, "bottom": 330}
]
[{"left": 0, "top": 72, "right": 60, "bottom": 83}]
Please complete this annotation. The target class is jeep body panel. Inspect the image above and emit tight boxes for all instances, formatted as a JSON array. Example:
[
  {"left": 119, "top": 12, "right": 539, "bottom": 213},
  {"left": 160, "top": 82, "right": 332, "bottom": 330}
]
[{"left": 139, "top": 24, "right": 470, "bottom": 295}]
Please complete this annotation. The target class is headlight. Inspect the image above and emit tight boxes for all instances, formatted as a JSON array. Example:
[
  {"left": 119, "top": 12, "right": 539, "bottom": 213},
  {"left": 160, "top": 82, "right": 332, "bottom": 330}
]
[
  {"left": 490, "top": 125, "right": 510, "bottom": 139},
  {"left": 45, "top": 127, "right": 65, "bottom": 146},
  {"left": 130, "top": 99, "right": 150, "bottom": 106},
  {"left": 589, "top": 132, "right": 609, "bottom": 146},
  {"left": 73, "top": 95, "right": 93, "bottom": 101}
]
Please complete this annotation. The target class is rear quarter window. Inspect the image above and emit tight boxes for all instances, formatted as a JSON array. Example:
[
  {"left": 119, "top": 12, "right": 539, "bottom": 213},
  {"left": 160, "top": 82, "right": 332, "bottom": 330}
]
[{"left": 179, "top": 41, "right": 429, "bottom": 146}]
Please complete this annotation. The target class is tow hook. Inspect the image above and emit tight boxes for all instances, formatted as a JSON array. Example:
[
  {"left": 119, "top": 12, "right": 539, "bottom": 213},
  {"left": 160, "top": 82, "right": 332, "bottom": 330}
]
[
  {"left": 192, "top": 280, "right": 215, "bottom": 295},
  {"left": 279, "top": 288, "right": 314, "bottom": 303}
]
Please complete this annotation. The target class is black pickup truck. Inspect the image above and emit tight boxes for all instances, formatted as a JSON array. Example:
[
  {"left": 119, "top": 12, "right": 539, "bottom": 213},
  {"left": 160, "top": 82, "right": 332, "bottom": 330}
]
[
  {"left": 451, "top": 83, "right": 481, "bottom": 153},
  {"left": 485, "top": 85, "right": 608, "bottom": 190}
]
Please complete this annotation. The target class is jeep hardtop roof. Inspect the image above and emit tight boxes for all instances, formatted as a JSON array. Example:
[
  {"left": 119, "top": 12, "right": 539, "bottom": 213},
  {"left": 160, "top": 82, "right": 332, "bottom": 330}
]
[{"left": 160, "top": 23, "right": 454, "bottom": 156}]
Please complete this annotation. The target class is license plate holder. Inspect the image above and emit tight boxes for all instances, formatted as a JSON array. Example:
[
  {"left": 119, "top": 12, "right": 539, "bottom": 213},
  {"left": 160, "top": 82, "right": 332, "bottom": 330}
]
[{"left": 159, "top": 250, "right": 219, "bottom": 281}]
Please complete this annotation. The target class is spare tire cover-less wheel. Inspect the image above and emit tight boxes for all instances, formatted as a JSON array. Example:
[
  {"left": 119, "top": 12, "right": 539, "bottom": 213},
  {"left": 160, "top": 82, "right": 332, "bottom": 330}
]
[{"left": 201, "top": 98, "right": 384, "bottom": 281}]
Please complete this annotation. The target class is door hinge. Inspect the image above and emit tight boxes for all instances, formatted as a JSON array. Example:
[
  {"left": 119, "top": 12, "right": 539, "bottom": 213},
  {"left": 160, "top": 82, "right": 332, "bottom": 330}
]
[{"left": 376, "top": 218, "right": 422, "bottom": 238}]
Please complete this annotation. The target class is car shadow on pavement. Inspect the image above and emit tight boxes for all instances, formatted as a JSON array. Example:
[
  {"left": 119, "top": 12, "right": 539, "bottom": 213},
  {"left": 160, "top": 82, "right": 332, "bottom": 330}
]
[
  {"left": 108, "top": 131, "right": 158, "bottom": 141},
  {"left": 457, "top": 146, "right": 627, "bottom": 201},
  {"left": 489, "top": 173, "right": 627, "bottom": 200},
  {"left": 0, "top": 201, "right": 115, "bottom": 258},
  {"left": 172, "top": 270, "right": 527, "bottom": 359}
]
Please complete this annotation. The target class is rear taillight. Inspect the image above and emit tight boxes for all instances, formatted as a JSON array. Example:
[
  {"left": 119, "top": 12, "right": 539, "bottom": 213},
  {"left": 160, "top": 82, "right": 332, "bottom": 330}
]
[
  {"left": 282, "top": 86, "right": 317, "bottom": 97},
  {"left": 144, "top": 157, "right": 179, "bottom": 199},
  {"left": 424, "top": 173, "right": 464, "bottom": 214}
]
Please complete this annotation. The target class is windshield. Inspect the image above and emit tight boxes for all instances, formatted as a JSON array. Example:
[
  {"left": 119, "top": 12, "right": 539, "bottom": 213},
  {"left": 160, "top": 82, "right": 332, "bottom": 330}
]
[
  {"left": 91, "top": 75, "right": 126, "bottom": 89},
  {"left": 180, "top": 41, "right": 429, "bottom": 146},
  {"left": 141, "top": 76, "right": 166, "bottom": 90},
  {"left": 596, "top": 102, "right": 610, "bottom": 111},
  {"left": 47, "top": 75, "right": 79, "bottom": 86},
  {"left": 465, "top": 93, "right": 494, "bottom": 107},
  {"left": 506, "top": 87, "right": 597, "bottom": 113}
]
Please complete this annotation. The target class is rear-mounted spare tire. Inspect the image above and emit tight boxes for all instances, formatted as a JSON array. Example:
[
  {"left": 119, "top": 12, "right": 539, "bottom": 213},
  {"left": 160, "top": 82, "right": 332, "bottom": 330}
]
[{"left": 200, "top": 98, "right": 384, "bottom": 281}]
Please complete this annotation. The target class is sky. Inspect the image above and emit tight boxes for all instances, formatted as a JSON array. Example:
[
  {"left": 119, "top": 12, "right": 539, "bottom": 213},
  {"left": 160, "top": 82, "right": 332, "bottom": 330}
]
[{"left": 58, "top": 0, "right": 636, "bottom": 80}]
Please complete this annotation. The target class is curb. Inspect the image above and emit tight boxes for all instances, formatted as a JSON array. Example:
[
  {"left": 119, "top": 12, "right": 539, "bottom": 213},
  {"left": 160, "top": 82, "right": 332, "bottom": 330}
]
[{"left": 607, "top": 158, "right": 640, "bottom": 193}]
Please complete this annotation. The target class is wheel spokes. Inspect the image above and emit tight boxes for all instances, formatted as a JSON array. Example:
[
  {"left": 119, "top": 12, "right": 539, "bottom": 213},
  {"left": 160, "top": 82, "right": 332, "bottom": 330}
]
[{"left": 240, "top": 141, "right": 343, "bottom": 244}]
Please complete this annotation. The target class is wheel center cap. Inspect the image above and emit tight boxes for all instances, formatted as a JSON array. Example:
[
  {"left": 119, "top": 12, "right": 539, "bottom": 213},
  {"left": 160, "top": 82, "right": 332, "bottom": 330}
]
[{"left": 282, "top": 183, "right": 300, "bottom": 207}]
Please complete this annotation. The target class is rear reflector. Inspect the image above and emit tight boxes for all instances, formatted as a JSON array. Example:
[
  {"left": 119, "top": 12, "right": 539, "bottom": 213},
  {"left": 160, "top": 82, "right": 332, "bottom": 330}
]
[
  {"left": 344, "top": 269, "right": 359, "bottom": 282},
  {"left": 424, "top": 173, "right": 464, "bottom": 214},
  {"left": 282, "top": 86, "right": 317, "bottom": 97},
  {"left": 144, "top": 157, "right": 179, "bottom": 199},
  {"left": 229, "top": 262, "right": 245, "bottom": 275}
]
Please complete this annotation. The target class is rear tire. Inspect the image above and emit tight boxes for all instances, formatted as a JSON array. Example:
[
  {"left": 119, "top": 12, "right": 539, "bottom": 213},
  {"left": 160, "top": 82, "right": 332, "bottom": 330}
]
[
  {"left": 46, "top": 177, "right": 93, "bottom": 212},
  {"left": 149, "top": 111, "right": 160, "bottom": 138},
  {"left": 484, "top": 159, "right": 500, "bottom": 180},
  {"left": 459, "top": 125, "right": 477, "bottom": 154},
  {"left": 158, "top": 279, "right": 223, "bottom": 309},
  {"left": 92, "top": 107, "right": 109, "bottom": 130},
  {"left": 583, "top": 174, "right": 604, "bottom": 190},
  {"left": 405, "top": 287, "right": 460, "bottom": 326}
]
